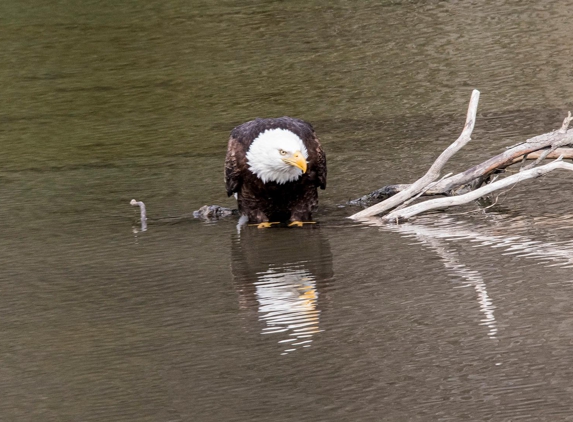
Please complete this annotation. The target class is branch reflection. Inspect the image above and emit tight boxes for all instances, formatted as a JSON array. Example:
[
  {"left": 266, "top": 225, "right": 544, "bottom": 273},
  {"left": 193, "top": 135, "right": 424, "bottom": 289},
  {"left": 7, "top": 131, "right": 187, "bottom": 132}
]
[
  {"left": 411, "top": 232, "right": 498, "bottom": 338},
  {"left": 368, "top": 214, "right": 573, "bottom": 339}
]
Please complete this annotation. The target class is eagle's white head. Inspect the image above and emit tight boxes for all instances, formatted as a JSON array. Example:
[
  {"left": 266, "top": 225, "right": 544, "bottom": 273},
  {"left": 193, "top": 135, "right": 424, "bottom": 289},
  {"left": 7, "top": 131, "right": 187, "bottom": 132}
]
[{"left": 246, "top": 128, "right": 309, "bottom": 184}]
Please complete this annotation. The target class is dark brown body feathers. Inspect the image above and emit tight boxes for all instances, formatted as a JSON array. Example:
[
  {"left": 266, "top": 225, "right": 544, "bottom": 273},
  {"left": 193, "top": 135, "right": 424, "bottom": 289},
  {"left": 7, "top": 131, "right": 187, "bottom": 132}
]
[{"left": 224, "top": 117, "right": 327, "bottom": 223}]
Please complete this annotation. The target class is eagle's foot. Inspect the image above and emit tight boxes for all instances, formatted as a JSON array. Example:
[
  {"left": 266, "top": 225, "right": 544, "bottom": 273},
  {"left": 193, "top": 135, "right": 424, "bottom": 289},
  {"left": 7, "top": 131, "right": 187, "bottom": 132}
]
[
  {"left": 250, "top": 222, "right": 281, "bottom": 228},
  {"left": 288, "top": 221, "right": 316, "bottom": 228}
]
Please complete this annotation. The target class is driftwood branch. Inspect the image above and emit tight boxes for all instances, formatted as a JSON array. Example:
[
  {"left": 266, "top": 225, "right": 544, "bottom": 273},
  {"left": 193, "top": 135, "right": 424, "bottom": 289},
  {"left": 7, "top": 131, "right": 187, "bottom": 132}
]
[
  {"left": 521, "top": 111, "right": 573, "bottom": 171},
  {"left": 349, "top": 89, "right": 481, "bottom": 220},
  {"left": 348, "top": 89, "right": 573, "bottom": 223},
  {"left": 348, "top": 147, "right": 573, "bottom": 208},
  {"left": 510, "top": 147, "right": 573, "bottom": 163},
  {"left": 352, "top": 125, "right": 573, "bottom": 210},
  {"left": 383, "top": 157, "right": 572, "bottom": 222}
]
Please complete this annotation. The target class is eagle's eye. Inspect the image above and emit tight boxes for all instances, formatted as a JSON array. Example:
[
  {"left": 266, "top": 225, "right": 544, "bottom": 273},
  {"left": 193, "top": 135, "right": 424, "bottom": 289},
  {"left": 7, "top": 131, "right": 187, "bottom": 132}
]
[{"left": 279, "top": 149, "right": 287, "bottom": 156}]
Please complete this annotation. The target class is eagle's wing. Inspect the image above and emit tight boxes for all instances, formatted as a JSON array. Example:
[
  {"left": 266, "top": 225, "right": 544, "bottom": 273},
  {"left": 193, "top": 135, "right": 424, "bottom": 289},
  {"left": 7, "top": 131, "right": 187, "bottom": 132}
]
[
  {"left": 224, "top": 134, "right": 244, "bottom": 197},
  {"left": 313, "top": 134, "right": 327, "bottom": 190}
]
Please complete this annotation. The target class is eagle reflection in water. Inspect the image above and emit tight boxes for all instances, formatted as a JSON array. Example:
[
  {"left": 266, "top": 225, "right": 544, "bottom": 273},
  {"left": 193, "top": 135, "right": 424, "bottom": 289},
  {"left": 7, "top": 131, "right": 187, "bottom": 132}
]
[{"left": 231, "top": 227, "right": 334, "bottom": 355}]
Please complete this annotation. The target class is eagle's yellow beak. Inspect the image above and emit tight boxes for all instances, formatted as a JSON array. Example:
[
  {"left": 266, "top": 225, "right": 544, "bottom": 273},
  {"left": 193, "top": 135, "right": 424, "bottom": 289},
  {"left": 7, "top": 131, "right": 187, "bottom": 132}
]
[{"left": 283, "top": 151, "right": 307, "bottom": 173}]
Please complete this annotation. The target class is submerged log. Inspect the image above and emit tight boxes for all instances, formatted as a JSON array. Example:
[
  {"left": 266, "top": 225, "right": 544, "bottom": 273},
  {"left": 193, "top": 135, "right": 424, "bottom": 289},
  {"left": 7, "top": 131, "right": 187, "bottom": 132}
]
[
  {"left": 349, "top": 91, "right": 573, "bottom": 223},
  {"left": 193, "top": 205, "right": 238, "bottom": 220}
]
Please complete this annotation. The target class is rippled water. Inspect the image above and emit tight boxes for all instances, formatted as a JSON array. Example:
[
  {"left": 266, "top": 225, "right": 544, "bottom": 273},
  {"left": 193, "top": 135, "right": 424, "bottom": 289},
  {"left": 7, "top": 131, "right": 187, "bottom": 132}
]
[{"left": 2, "top": 0, "right": 573, "bottom": 420}]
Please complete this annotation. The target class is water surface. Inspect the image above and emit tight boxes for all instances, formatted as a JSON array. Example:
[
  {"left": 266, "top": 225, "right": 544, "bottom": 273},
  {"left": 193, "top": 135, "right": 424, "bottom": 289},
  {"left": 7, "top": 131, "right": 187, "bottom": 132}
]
[{"left": 2, "top": 1, "right": 573, "bottom": 420}]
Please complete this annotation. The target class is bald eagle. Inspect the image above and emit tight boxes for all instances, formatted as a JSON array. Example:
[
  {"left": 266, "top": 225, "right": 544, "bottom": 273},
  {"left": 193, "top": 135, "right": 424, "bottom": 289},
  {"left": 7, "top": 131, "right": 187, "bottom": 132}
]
[{"left": 225, "top": 117, "right": 327, "bottom": 227}]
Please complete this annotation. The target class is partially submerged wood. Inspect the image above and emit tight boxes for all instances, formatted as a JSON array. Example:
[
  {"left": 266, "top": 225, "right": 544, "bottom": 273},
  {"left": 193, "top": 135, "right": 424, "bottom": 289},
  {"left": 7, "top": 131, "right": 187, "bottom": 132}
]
[
  {"left": 193, "top": 205, "right": 238, "bottom": 220},
  {"left": 130, "top": 199, "right": 147, "bottom": 232},
  {"left": 348, "top": 147, "right": 573, "bottom": 208},
  {"left": 350, "top": 89, "right": 481, "bottom": 219},
  {"left": 384, "top": 157, "right": 572, "bottom": 222},
  {"left": 350, "top": 91, "right": 573, "bottom": 223}
]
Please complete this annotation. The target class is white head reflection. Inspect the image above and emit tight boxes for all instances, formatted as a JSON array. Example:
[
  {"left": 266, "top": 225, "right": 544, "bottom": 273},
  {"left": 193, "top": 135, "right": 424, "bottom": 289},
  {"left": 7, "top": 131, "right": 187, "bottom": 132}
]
[{"left": 254, "top": 264, "right": 321, "bottom": 355}]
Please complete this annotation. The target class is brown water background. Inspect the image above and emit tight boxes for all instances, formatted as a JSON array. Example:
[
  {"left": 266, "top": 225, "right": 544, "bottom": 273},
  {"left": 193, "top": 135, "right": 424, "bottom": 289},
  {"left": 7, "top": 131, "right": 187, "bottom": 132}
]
[{"left": 2, "top": 1, "right": 573, "bottom": 420}]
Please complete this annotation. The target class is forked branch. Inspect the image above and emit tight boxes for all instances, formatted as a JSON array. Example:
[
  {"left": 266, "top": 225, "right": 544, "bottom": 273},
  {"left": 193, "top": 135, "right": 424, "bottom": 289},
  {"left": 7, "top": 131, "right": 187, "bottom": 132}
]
[
  {"left": 383, "top": 157, "right": 572, "bottom": 222},
  {"left": 349, "top": 90, "right": 573, "bottom": 223},
  {"left": 349, "top": 89, "right": 481, "bottom": 220}
]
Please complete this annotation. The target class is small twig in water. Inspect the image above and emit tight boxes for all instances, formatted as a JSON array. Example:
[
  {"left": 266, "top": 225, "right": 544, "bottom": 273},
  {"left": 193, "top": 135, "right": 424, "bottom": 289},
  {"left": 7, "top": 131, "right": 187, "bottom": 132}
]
[{"left": 130, "top": 199, "right": 147, "bottom": 232}]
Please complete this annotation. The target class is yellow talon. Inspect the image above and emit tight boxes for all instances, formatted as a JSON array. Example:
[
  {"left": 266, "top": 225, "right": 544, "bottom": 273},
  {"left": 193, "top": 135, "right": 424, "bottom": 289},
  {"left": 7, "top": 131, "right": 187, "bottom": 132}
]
[
  {"left": 288, "top": 221, "right": 316, "bottom": 227},
  {"left": 250, "top": 222, "right": 280, "bottom": 228}
]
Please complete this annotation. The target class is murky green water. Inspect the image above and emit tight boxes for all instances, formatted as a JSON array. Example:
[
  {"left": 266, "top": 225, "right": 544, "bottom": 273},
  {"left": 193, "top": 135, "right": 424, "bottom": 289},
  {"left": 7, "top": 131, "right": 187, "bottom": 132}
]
[{"left": 2, "top": 1, "right": 573, "bottom": 420}]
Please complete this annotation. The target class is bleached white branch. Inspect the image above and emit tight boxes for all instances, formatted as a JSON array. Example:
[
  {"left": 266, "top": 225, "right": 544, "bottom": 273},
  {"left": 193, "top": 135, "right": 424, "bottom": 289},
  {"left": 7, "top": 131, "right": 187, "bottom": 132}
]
[
  {"left": 130, "top": 199, "right": 147, "bottom": 232},
  {"left": 382, "top": 157, "right": 573, "bottom": 222},
  {"left": 350, "top": 89, "right": 480, "bottom": 220}
]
